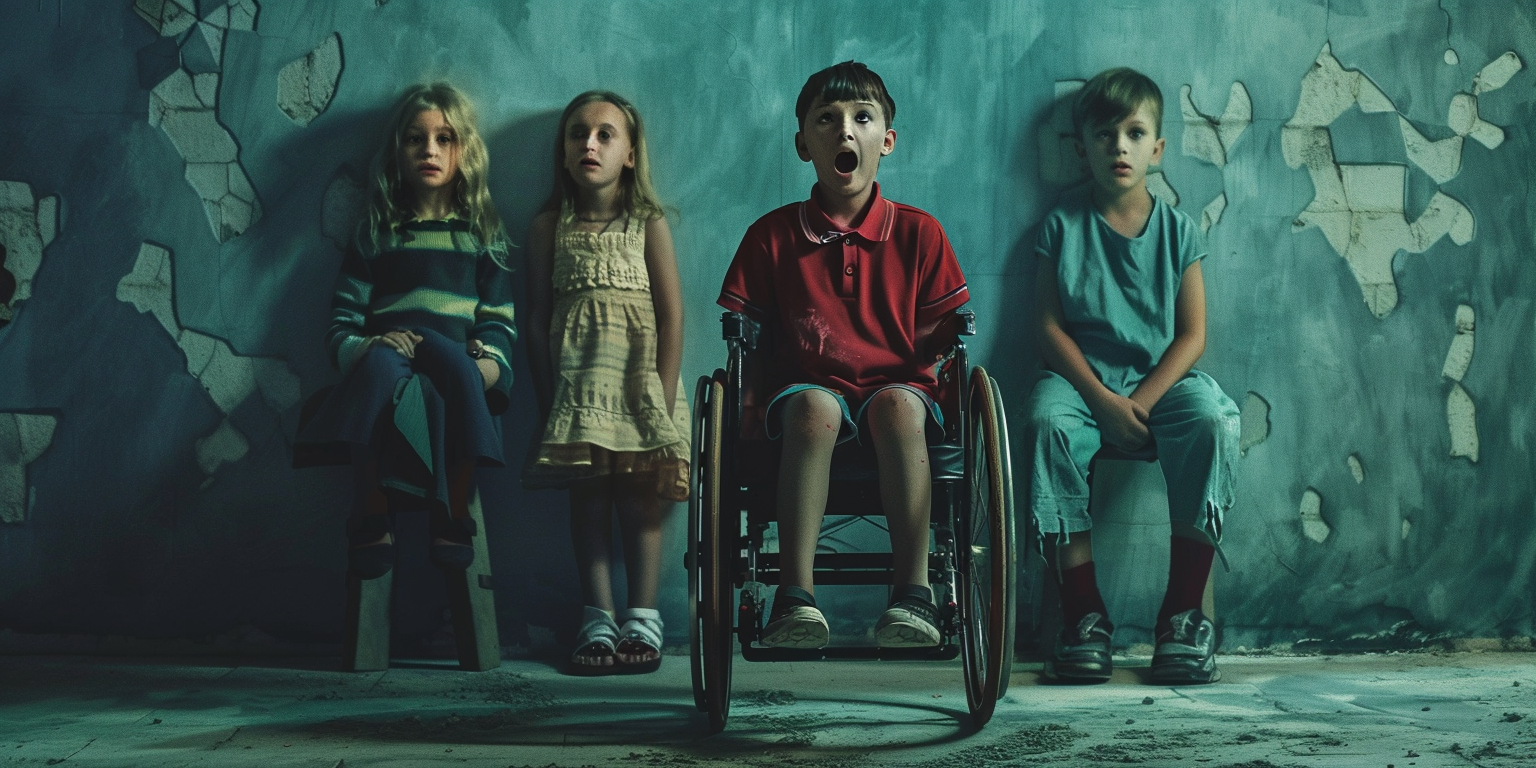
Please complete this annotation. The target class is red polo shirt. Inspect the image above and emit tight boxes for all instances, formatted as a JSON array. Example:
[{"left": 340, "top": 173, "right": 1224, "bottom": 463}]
[{"left": 718, "top": 183, "right": 969, "bottom": 403}]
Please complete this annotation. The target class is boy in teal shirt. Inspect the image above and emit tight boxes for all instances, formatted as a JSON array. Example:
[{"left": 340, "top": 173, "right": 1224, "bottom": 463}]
[{"left": 1027, "top": 67, "right": 1240, "bottom": 684}]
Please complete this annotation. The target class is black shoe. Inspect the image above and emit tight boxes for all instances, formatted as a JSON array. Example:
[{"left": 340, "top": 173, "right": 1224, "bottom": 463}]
[
  {"left": 428, "top": 514, "right": 476, "bottom": 570},
  {"left": 1044, "top": 612, "right": 1114, "bottom": 683},
  {"left": 346, "top": 514, "right": 395, "bottom": 579},
  {"left": 1152, "top": 609, "right": 1220, "bottom": 684}
]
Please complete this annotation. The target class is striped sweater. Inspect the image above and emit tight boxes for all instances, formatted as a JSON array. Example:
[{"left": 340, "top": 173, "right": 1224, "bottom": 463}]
[{"left": 327, "top": 218, "right": 516, "bottom": 412}]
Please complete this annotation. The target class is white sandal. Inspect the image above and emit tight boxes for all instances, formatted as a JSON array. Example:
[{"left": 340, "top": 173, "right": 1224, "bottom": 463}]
[
  {"left": 568, "top": 606, "right": 619, "bottom": 675},
  {"left": 616, "top": 607, "right": 664, "bottom": 673}
]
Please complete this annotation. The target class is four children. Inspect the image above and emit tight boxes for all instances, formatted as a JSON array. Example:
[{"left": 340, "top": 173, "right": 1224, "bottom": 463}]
[{"left": 310, "top": 63, "right": 1239, "bottom": 683}]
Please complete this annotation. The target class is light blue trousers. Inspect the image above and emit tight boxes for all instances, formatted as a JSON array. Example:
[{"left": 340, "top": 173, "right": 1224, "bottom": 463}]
[{"left": 1024, "top": 370, "right": 1239, "bottom": 548}]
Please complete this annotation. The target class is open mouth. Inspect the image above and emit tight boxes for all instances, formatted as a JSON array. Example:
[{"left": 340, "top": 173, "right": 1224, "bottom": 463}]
[{"left": 834, "top": 151, "right": 858, "bottom": 174}]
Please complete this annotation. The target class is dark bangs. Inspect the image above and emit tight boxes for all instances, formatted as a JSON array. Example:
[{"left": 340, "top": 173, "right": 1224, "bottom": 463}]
[
  {"left": 795, "top": 61, "right": 896, "bottom": 127},
  {"left": 1073, "top": 67, "right": 1164, "bottom": 137}
]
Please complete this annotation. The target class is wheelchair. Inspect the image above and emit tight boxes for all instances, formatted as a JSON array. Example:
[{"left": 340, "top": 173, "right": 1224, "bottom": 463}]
[{"left": 686, "top": 308, "right": 1016, "bottom": 732}]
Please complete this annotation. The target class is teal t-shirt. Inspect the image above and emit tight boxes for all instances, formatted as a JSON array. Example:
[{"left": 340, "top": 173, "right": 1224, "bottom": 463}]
[{"left": 1036, "top": 186, "right": 1206, "bottom": 394}]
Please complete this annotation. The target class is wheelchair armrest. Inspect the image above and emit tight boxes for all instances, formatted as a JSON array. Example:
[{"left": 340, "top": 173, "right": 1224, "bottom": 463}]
[{"left": 721, "top": 311, "right": 760, "bottom": 350}]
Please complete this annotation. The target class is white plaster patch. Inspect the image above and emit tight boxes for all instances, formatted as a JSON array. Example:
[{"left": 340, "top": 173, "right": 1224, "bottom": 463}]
[
  {"left": 116, "top": 243, "right": 301, "bottom": 479},
  {"left": 1441, "top": 304, "right": 1474, "bottom": 382},
  {"left": 1147, "top": 171, "right": 1178, "bottom": 206},
  {"left": 322, "top": 167, "right": 368, "bottom": 250},
  {"left": 0, "top": 181, "right": 59, "bottom": 309},
  {"left": 1299, "top": 488, "right": 1329, "bottom": 543},
  {"left": 1447, "top": 381, "right": 1479, "bottom": 462},
  {"left": 139, "top": 4, "right": 262, "bottom": 243},
  {"left": 0, "top": 412, "right": 57, "bottom": 524},
  {"left": 277, "top": 33, "right": 343, "bottom": 126},
  {"left": 195, "top": 417, "right": 249, "bottom": 475},
  {"left": 133, "top": 0, "right": 196, "bottom": 37},
  {"left": 1473, "top": 51, "right": 1522, "bottom": 95},
  {"left": 1347, "top": 454, "right": 1364, "bottom": 484},
  {"left": 1180, "top": 83, "right": 1251, "bottom": 168},
  {"left": 1238, "top": 391, "right": 1269, "bottom": 457},
  {"left": 1285, "top": 44, "right": 1495, "bottom": 318},
  {"left": 1444, "top": 49, "right": 1459, "bottom": 66},
  {"left": 1399, "top": 117, "right": 1463, "bottom": 184},
  {"left": 1201, "top": 193, "right": 1226, "bottom": 234},
  {"left": 1401, "top": 518, "right": 1412, "bottom": 540}
]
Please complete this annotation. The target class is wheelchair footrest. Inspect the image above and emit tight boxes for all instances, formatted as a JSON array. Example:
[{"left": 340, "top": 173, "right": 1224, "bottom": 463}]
[{"left": 740, "top": 643, "right": 960, "bottom": 662}]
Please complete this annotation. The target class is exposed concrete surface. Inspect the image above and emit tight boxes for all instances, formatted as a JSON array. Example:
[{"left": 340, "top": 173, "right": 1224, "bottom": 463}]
[
  {"left": 0, "top": 412, "right": 56, "bottom": 524},
  {"left": 1, "top": 653, "right": 1532, "bottom": 767},
  {"left": 1238, "top": 391, "right": 1269, "bottom": 457},
  {"left": 0, "top": 180, "right": 57, "bottom": 309},
  {"left": 277, "top": 32, "right": 342, "bottom": 126},
  {"left": 116, "top": 242, "right": 299, "bottom": 481}
]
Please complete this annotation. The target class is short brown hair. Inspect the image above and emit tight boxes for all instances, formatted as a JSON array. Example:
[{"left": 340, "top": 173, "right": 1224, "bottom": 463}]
[
  {"left": 1073, "top": 67, "right": 1163, "bottom": 139},
  {"left": 796, "top": 61, "right": 896, "bottom": 129}
]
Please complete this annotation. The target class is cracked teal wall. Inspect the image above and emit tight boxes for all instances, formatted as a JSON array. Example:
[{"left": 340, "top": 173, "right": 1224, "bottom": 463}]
[{"left": 0, "top": 0, "right": 1532, "bottom": 654}]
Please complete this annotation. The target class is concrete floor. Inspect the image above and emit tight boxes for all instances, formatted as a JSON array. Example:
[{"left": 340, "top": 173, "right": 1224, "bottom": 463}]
[{"left": 3, "top": 651, "right": 1535, "bottom": 767}]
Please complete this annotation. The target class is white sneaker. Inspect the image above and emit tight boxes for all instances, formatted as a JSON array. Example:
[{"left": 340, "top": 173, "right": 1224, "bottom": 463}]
[
  {"left": 760, "top": 605, "right": 829, "bottom": 649},
  {"left": 875, "top": 600, "right": 941, "bottom": 648}
]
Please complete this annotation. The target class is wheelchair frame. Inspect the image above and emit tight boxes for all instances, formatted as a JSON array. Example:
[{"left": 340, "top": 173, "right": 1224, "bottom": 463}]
[{"left": 686, "top": 308, "right": 1016, "bottom": 732}]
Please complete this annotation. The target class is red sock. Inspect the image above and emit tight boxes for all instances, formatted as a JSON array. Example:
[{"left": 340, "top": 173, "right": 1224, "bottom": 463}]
[
  {"left": 1158, "top": 536, "right": 1215, "bottom": 634},
  {"left": 1058, "top": 561, "right": 1108, "bottom": 627}
]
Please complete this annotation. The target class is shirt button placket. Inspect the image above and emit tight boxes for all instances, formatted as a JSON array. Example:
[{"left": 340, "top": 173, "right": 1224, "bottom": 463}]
[{"left": 842, "top": 240, "right": 856, "bottom": 295}]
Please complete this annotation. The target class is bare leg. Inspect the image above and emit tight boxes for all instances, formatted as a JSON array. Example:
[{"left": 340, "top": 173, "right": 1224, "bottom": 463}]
[
  {"left": 1053, "top": 532, "right": 1094, "bottom": 570},
  {"left": 570, "top": 477, "right": 616, "bottom": 613},
  {"left": 432, "top": 460, "right": 476, "bottom": 548},
  {"left": 862, "top": 388, "right": 932, "bottom": 590},
  {"left": 775, "top": 390, "right": 843, "bottom": 594},
  {"left": 615, "top": 473, "right": 666, "bottom": 664}
]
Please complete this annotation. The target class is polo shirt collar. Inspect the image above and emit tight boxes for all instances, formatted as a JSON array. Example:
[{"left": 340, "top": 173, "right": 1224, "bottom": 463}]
[{"left": 799, "top": 182, "right": 895, "bottom": 244}]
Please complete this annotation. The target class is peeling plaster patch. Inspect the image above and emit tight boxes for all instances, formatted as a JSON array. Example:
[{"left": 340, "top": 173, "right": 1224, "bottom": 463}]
[
  {"left": 1401, "top": 518, "right": 1411, "bottom": 540},
  {"left": 322, "top": 166, "right": 368, "bottom": 250},
  {"left": 1447, "top": 382, "right": 1479, "bottom": 462},
  {"left": 134, "top": 0, "right": 197, "bottom": 37},
  {"left": 1473, "top": 52, "right": 1522, "bottom": 95},
  {"left": 0, "top": 413, "right": 57, "bottom": 524},
  {"left": 116, "top": 243, "right": 301, "bottom": 478},
  {"left": 0, "top": 181, "right": 59, "bottom": 309},
  {"left": 1201, "top": 193, "right": 1226, "bottom": 234},
  {"left": 1179, "top": 82, "right": 1251, "bottom": 168},
  {"left": 1444, "top": 49, "right": 1459, "bottom": 66},
  {"left": 195, "top": 417, "right": 249, "bottom": 476},
  {"left": 139, "top": 4, "right": 262, "bottom": 243},
  {"left": 277, "top": 33, "right": 342, "bottom": 126},
  {"left": 1238, "top": 391, "right": 1269, "bottom": 456},
  {"left": 1442, "top": 304, "right": 1474, "bottom": 381},
  {"left": 1399, "top": 117, "right": 1463, "bottom": 183},
  {"left": 1299, "top": 488, "right": 1329, "bottom": 543},
  {"left": 1347, "top": 454, "right": 1364, "bottom": 484},
  {"left": 1146, "top": 171, "right": 1178, "bottom": 206},
  {"left": 1283, "top": 44, "right": 1490, "bottom": 318}
]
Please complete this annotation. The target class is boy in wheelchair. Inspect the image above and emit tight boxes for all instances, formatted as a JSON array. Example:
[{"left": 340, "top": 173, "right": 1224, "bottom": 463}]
[{"left": 717, "top": 61, "right": 970, "bottom": 649}]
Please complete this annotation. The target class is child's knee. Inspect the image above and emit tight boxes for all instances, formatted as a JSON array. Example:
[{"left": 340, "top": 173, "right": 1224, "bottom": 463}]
[
  {"left": 862, "top": 387, "right": 926, "bottom": 439},
  {"left": 777, "top": 389, "right": 843, "bottom": 444}
]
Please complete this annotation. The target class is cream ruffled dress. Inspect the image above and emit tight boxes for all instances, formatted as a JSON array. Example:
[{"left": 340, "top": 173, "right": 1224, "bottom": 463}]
[{"left": 523, "top": 203, "right": 690, "bottom": 500}]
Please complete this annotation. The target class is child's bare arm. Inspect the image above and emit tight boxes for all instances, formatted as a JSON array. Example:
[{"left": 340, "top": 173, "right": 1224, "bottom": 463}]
[
  {"left": 1128, "top": 261, "right": 1207, "bottom": 412},
  {"left": 524, "top": 212, "right": 557, "bottom": 418},
  {"left": 644, "top": 215, "right": 684, "bottom": 417},
  {"left": 1036, "top": 254, "right": 1151, "bottom": 450}
]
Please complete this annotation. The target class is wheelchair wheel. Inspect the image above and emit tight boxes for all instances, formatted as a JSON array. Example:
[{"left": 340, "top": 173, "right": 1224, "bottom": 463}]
[
  {"left": 988, "top": 371, "right": 1018, "bottom": 698},
  {"left": 959, "top": 366, "right": 1014, "bottom": 727},
  {"left": 687, "top": 375, "right": 712, "bottom": 712},
  {"left": 687, "top": 372, "right": 733, "bottom": 733}
]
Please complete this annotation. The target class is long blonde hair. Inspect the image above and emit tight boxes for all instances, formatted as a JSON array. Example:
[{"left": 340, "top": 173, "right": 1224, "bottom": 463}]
[
  {"left": 542, "top": 90, "right": 664, "bottom": 221},
  {"left": 367, "top": 82, "right": 507, "bottom": 264}
]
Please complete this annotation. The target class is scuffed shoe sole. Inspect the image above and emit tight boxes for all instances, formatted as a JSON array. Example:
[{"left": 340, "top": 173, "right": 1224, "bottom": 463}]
[
  {"left": 875, "top": 607, "right": 941, "bottom": 648},
  {"left": 760, "top": 606, "right": 829, "bottom": 649}
]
